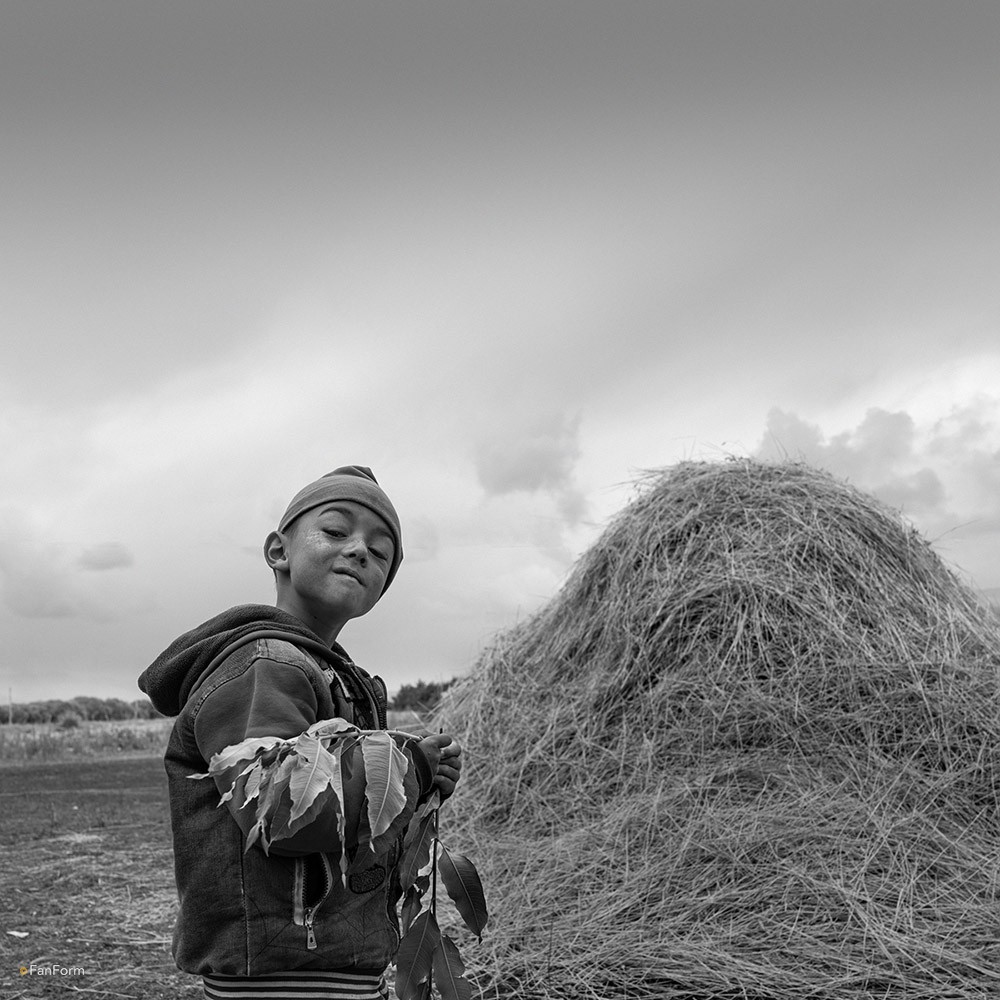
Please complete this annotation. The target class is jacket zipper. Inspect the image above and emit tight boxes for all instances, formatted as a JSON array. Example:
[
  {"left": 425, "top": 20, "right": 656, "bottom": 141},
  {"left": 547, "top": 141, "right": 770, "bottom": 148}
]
[
  {"left": 295, "top": 853, "right": 334, "bottom": 951},
  {"left": 303, "top": 909, "right": 318, "bottom": 951}
]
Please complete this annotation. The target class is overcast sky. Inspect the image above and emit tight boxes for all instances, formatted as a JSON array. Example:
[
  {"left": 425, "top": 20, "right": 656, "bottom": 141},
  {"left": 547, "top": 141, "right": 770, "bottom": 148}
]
[{"left": 3, "top": 1, "right": 999, "bottom": 704}]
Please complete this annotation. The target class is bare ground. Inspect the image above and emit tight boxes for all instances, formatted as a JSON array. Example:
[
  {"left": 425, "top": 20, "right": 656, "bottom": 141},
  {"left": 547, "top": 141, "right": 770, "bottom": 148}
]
[{"left": 1, "top": 756, "right": 200, "bottom": 1000}]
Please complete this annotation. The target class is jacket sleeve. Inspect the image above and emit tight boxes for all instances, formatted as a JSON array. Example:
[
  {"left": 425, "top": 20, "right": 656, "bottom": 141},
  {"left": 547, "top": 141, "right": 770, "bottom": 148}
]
[{"left": 192, "top": 654, "right": 433, "bottom": 857}]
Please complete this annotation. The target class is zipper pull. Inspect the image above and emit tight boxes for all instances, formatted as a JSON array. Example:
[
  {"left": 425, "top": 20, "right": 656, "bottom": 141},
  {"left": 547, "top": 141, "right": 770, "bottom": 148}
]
[{"left": 304, "top": 908, "right": 317, "bottom": 950}]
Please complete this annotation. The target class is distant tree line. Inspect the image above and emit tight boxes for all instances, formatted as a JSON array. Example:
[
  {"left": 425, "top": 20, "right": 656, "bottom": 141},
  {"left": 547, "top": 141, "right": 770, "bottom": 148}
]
[
  {"left": 2, "top": 696, "right": 163, "bottom": 725},
  {"left": 3, "top": 680, "right": 458, "bottom": 725},
  {"left": 390, "top": 679, "right": 455, "bottom": 713}
]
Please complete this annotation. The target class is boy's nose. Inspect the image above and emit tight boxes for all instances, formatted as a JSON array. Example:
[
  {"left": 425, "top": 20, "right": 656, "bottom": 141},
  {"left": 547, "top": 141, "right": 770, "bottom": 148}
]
[{"left": 343, "top": 536, "right": 368, "bottom": 563}]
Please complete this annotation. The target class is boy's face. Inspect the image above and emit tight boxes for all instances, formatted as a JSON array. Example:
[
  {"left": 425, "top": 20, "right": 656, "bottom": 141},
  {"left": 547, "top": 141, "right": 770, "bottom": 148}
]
[{"left": 265, "top": 501, "right": 396, "bottom": 640}]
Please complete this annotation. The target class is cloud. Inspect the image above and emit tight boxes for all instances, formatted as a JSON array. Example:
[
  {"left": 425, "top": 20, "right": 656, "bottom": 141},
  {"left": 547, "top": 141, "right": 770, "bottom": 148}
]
[
  {"left": 474, "top": 411, "right": 586, "bottom": 524},
  {"left": 0, "top": 512, "right": 149, "bottom": 620},
  {"left": 754, "top": 398, "right": 1000, "bottom": 587},
  {"left": 403, "top": 516, "right": 441, "bottom": 564},
  {"left": 758, "top": 408, "right": 925, "bottom": 493},
  {"left": 871, "top": 467, "right": 946, "bottom": 514},
  {"left": 758, "top": 407, "right": 947, "bottom": 513},
  {"left": 78, "top": 542, "right": 134, "bottom": 571}
]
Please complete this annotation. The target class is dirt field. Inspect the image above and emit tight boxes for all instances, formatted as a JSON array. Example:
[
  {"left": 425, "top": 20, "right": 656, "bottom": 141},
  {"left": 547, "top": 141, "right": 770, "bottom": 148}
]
[
  {"left": 1, "top": 713, "right": 432, "bottom": 1000},
  {"left": 1, "top": 755, "right": 199, "bottom": 1000}
]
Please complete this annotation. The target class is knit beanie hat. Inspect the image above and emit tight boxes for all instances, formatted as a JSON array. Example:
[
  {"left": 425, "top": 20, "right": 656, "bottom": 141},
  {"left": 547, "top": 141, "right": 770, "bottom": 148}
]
[{"left": 278, "top": 466, "right": 403, "bottom": 592}]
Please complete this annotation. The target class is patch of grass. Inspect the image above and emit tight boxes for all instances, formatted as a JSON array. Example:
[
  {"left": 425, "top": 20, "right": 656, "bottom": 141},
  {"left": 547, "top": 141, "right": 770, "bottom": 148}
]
[{"left": 0, "top": 719, "right": 172, "bottom": 764}]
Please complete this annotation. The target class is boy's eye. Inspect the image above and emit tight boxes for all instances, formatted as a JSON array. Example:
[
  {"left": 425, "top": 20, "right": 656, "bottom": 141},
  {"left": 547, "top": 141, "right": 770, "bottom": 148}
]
[{"left": 371, "top": 548, "right": 388, "bottom": 561}]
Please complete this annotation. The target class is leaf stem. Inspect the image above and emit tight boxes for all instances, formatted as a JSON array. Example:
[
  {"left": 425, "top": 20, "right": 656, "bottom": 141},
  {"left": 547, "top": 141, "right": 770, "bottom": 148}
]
[
  {"left": 426, "top": 729, "right": 444, "bottom": 999},
  {"left": 431, "top": 726, "right": 442, "bottom": 921},
  {"left": 431, "top": 808, "right": 439, "bottom": 918}
]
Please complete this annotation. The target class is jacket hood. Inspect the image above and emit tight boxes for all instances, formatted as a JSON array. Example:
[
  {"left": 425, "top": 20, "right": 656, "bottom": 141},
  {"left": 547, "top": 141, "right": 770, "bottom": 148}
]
[{"left": 138, "top": 604, "right": 332, "bottom": 717}]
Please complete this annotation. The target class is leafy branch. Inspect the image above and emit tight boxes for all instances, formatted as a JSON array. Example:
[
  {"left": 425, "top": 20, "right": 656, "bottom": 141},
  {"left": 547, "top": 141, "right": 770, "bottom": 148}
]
[
  {"left": 190, "top": 717, "right": 488, "bottom": 1000},
  {"left": 394, "top": 792, "right": 488, "bottom": 1000}
]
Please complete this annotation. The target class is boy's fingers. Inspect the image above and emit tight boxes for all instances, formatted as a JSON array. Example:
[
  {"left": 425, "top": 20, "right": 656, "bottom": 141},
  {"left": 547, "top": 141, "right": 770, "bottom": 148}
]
[{"left": 434, "top": 775, "right": 459, "bottom": 797}]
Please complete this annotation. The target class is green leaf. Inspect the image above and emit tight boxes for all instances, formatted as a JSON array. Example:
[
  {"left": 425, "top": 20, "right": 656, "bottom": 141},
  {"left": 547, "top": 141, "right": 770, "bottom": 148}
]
[
  {"left": 326, "top": 742, "right": 347, "bottom": 871},
  {"left": 400, "top": 884, "right": 423, "bottom": 935},
  {"left": 287, "top": 741, "right": 341, "bottom": 827},
  {"left": 306, "top": 717, "right": 359, "bottom": 741},
  {"left": 433, "top": 935, "right": 473, "bottom": 1000},
  {"left": 219, "top": 755, "right": 269, "bottom": 807},
  {"left": 292, "top": 731, "right": 322, "bottom": 762},
  {"left": 205, "top": 736, "right": 284, "bottom": 775},
  {"left": 369, "top": 759, "right": 420, "bottom": 859},
  {"left": 284, "top": 786, "right": 338, "bottom": 844},
  {"left": 245, "top": 816, "right": 265, "bottom": 854},
  {"left": 398, "top": 809, "right": 436, "bottom": 892},
  {"left": 239, "top": 762, "right": 264, "bottom": 809},
  {"left": 438, "top": 845, "right": 489, "bottom": 941},
  {"left": 394, "top": 910, "right": 440, "bottom": 1000},
  {"left": 405, "top": 791, "right": 440, "bottom": 837},
  {"left": 251, "top": 752, "right": 297, "bottom": 854},
  {"left": 360, "top": 730, "right": 409, "bottom": 840}
]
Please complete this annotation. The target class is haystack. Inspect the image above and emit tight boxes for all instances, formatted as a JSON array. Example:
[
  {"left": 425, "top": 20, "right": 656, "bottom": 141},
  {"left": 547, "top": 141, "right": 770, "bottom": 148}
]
[{"left": 434, "top": 459, "right": 1000, "bottom": 1000}]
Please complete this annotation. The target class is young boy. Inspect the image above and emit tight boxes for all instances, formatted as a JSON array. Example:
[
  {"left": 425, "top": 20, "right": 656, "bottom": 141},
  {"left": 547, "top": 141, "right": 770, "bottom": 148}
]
[{"left": 139, "top": 466, "right": 461, "bottom": 1000}]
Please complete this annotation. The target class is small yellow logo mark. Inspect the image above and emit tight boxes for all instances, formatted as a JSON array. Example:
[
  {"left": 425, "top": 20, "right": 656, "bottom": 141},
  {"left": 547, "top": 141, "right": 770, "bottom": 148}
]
[{"left": 20, "top": 966, "right": 28, "bottom": 976}]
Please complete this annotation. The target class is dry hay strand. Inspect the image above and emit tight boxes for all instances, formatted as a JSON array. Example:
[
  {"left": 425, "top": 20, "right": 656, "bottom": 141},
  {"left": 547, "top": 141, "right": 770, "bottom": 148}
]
[{"left": 434, "top": 458, "right": 1000, "bottom": 1000}]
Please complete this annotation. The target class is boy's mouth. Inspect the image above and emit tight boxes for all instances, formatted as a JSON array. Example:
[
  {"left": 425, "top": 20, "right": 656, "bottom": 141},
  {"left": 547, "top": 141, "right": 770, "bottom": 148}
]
[{"left": 333, "top": 567, "right": 364, "bottom": 585}]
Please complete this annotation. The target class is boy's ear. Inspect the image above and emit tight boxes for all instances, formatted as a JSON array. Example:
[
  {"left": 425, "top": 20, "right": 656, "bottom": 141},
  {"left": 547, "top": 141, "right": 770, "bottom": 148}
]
[{"left": 263, "top": 530, "right": 290, "bottom": 573}]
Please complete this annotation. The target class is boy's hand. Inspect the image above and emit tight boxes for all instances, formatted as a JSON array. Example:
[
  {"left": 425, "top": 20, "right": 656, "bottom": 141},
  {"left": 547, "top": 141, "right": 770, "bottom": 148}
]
[{"left": 416, "top": 733, "right": 463, "bottom": 799}]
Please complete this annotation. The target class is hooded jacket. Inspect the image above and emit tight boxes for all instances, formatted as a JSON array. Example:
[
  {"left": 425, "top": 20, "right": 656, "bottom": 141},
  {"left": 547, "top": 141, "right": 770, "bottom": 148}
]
[{"left": 139, "top": 604, "right": 432, "bottom": 976}]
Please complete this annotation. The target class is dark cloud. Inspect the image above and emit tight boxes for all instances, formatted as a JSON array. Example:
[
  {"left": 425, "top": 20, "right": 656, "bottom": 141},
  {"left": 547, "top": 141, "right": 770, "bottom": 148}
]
[
  {"left": 474, "top": 411, "right": 585, "bottom": 524},
  {"left": 78, "top": 541, "right": 133, "bottom": 571}
]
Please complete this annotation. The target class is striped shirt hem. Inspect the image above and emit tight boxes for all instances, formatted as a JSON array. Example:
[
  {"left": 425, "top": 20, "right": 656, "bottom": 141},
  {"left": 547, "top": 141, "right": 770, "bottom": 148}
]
[{"left": 203, "top": 969, "right": 389, "bottom": 1000}]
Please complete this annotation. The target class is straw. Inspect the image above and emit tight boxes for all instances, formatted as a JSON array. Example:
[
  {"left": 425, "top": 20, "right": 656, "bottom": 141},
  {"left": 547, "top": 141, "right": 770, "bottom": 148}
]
[{"left": 434, "top": 459, "right": 1000, "bottom": 999}]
